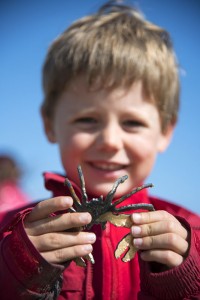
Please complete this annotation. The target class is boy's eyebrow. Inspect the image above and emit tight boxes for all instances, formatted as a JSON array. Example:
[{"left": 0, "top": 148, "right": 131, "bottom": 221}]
[
  {"left": 73, "top": 108, "right": 97, "bottom": 114},
  {"left": 66, "top": 107, "right": 99, "bottom": 117}
]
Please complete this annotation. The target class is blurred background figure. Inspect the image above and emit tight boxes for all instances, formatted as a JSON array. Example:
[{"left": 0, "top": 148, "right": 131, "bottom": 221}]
[{"left": 0, "top": 154, "right": 31, "bottom": 212}]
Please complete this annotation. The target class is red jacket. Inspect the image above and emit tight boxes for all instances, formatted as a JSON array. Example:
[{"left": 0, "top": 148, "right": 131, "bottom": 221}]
[{"left": 0, "top": 172, "right": 200, "bottom": 300}]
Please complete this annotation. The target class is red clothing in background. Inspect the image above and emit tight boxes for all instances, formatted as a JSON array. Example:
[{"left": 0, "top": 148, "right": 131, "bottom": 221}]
[
  {"left": 0, "top": 181, "right": 30, "bottom": 213},
  {"left": 0, "top": 172, "right": 199, "bottom": 300}
]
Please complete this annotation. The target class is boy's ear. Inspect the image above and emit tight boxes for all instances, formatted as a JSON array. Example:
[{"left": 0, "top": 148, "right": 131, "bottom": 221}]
[
  {"left": 41, "top": 109, "right": 57, "bottom": 143},
  {"left": 157, "top": 124, "right": 175, "bottom": 153}
]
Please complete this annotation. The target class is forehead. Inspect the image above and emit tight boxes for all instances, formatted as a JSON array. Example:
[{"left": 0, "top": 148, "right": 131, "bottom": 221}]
[
  {"left": 64, "top": 76, "right": 151, "bottom": 102},
  {"left": 57, "top": 77, "right": 159, "bottom": 119}
]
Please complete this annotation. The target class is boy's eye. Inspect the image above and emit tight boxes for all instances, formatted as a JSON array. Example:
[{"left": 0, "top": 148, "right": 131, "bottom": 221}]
[
  {"left": 74, "top": 117, "right": 98, "bottom": 130},
  {"left": 123, "top": 120, "right": 145, "bottom": 127},
  {"left": 75, "top": 117, "right": 97, "bottom": 124}
]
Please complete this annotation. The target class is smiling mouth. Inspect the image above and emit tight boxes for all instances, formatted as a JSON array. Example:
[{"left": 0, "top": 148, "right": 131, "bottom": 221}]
[{"left": 89, "top": 162, "right": 128, "bottom": 171}]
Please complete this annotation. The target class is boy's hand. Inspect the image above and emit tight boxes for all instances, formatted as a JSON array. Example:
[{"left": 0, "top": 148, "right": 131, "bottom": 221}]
[
  {"left": 24, "top": 197, "right": 96, "bottom": 264},
  {"left": 131, "top": 210, "right": 189, "bottom": 268}
]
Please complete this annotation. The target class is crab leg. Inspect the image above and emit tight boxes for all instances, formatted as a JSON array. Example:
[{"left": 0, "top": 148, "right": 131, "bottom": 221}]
[
  {"left": 104, "top": 175, "right": 128, "bottom": 207},
  {"left": 111, "top": 183, "right": 153, "bottom": 208},
  {"left": 112, "top": 203, "right": 155, "bottom": 213},
  {"left": 74, "top": 253, "right": 95, "bottom": 267},
  {"left": 77, "top": 165, "right": 88, "bottom": 204},
  {"left": 64, "top": 178, "right": 82, "bottom": 210}
]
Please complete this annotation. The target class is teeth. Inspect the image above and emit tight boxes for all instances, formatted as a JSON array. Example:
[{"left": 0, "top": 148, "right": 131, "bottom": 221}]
[{"left": 93, "top": 163, "right": 124, "bottom": 171}]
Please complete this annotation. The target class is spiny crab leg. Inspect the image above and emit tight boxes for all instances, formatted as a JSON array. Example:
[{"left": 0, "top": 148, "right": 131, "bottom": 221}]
[
  {"left": 112, "top": 202, "right": 155, "bottom": 213},
  {"left": 111, "top": 183, "right": 154, "bottom": 211},
  {"left": 64, "top": 174, "right": 95, "bottom": 267},
  {"left": 74, "top": 252, "right": 95, "bottom": 267},
  {"left": 77, "top": 165, "right": 88, "bottom": 204},
  {"left": 104, "top": 175, "right": 128, "bottom": 206},
  {"left": 64, "top": 178, "right": 82, "bottom": 210}
]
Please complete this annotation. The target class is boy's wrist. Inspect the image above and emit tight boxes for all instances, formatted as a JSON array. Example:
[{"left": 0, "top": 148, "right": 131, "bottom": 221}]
[
  {"left": 139, "top": 217, "right": 200, "bottom": 299},
  {"left": 2, "top": 210, "right": 64, "bottom": 293}
]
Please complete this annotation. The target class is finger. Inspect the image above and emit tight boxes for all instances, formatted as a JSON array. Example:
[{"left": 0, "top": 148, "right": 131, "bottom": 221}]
[
  {"left": 131, "top": 210, "right": 188, "bottom": 240},
  {"left": 131, "top": 210, "right": 179, "bottom": 226},
  {"left": 26, "top": 197, "right": 73, "bottom": 222},
  {"left": 131, "top": 219, "right": 188, "bottom": 240},
  {"left": 30, "top": 231, "right": 96, "bottom": 252},
  {"left": 140, "top": 249, "right": 184, "bottom": 268},
  {"left": 133, "top": 233, "right": 189, "bottom": 256},
  {"left": 25, "top": 211, "right": 92, "bottom": 236},
  {"left": 41, "top": 244, "right": 93, "bottom": 264}
]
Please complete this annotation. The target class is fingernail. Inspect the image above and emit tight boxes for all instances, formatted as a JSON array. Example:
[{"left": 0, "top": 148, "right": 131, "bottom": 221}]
[
  {"left": 79, "top": 213, "right": 90, "bottom": 223},
  {"left": 62, "top": 197, "right": 72, "bottom": 206},
  {"left": 133, "top": 238, "right": 143, "bottom": 247},
  {"left": 84, "top": 244, "right": 92, "bottom": 251},
  {"left": 132, "top": 213, "right": 141, "bottom": 223},
  {"left": 87, "top": 233, "right": 96, "bottom": 242},
  {"left": 131, "top": 226, "right": 141, "bottom": 235}
]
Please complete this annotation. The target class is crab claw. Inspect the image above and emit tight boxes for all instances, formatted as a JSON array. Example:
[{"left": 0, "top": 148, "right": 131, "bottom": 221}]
[{"left": 115, "top": 233, "right": 137, "bottom": 262}]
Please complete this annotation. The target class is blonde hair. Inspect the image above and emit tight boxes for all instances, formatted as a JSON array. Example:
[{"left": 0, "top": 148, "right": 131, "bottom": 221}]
[{"left": 42, "top": 2, "right": 180, "bottom": 132}]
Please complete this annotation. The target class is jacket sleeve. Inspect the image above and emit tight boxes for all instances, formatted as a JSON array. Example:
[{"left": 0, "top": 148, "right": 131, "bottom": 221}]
[
  {"left": 138, "top": 216, "right": 200, "bottom": 300},
  {"left": 0, "top": 209, "right": 65, "bottom": 300}
]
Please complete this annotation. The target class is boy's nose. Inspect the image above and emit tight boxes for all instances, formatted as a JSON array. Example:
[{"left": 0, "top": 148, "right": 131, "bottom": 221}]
[{"left": 95, "top": 123, "right": 123, "bottom": 151}]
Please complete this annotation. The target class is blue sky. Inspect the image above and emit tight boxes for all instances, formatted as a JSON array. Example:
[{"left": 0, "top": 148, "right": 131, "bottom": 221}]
[{"left": 0, "top": 0, "right": 200, "bottom": 214}]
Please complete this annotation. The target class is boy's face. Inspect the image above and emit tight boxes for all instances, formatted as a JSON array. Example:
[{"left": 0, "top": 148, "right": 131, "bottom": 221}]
[{"left": 43, "top": 78, "right": 173, "bottom": 198}]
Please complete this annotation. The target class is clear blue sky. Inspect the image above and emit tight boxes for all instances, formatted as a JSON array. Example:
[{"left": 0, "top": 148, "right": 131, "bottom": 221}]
[{"left": 0, "top": 0, "right": 200, "bottom": 214}]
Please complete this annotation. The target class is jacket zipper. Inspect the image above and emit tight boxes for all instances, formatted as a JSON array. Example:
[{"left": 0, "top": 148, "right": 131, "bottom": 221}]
[
  {"left": 105, "top": 222, "right": 118, "bottom": 300},
  {"left": 85, "top": 260, "right": 94, "bottom": 300}
]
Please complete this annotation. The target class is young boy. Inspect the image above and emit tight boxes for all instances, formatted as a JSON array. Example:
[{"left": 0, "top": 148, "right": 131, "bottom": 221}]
[{"left": 0, "top": 2, "right": 199, "bottom": 299}]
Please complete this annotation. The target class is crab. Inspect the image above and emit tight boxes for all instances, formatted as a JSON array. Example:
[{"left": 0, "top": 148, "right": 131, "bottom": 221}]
[{"left": 64, "top": 165, "right": 155, "bottom": 266}]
